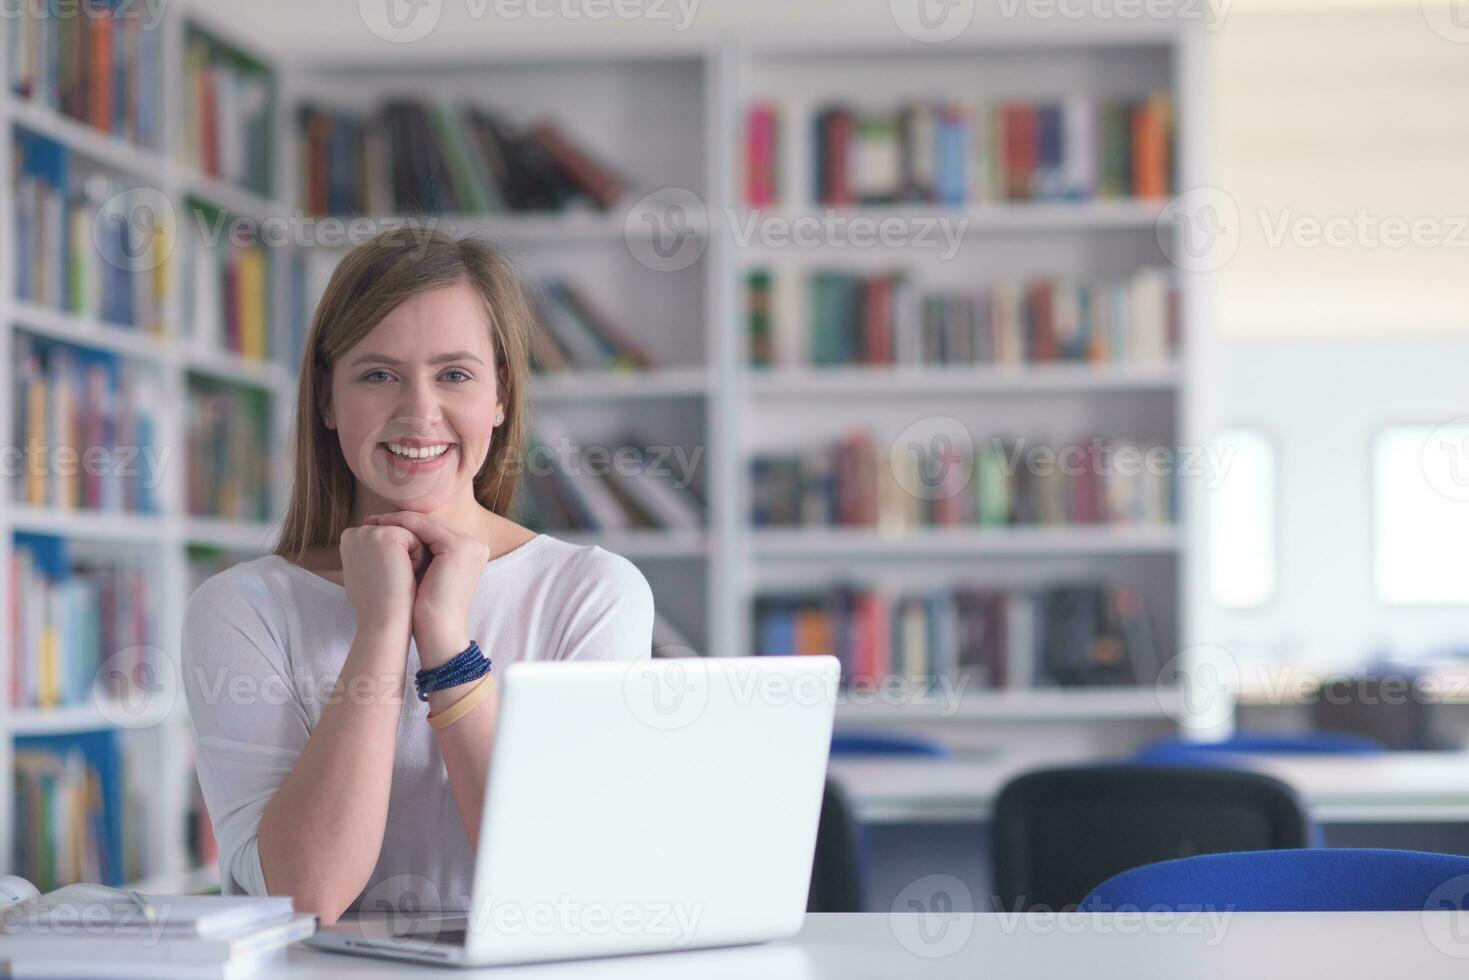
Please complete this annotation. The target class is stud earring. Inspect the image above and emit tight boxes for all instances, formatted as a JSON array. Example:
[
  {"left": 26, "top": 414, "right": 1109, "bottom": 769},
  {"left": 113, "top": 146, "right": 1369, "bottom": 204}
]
[{"left": 495, "top": 412, "right": 504, "bottom": 425}]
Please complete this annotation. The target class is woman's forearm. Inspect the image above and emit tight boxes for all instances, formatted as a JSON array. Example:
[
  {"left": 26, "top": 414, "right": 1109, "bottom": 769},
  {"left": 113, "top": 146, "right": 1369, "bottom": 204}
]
[
  {"left": 427, "top": 674, "right": 499, "bottom": 850},
  {"left": 256, "top": 617, "right": 411, "bottom": 923}
]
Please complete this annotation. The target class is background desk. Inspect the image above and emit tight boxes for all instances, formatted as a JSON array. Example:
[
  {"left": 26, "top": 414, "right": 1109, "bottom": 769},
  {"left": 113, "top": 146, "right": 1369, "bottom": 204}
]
[
  {"left": 828, "top": 752, "right": 1469, "bottom": 910},
  {"left": 279, "top": 912, "right": 1469, "bottom": 979},
  {"left": 830, "top": 751, "right": 1469, "bottom": 824}
]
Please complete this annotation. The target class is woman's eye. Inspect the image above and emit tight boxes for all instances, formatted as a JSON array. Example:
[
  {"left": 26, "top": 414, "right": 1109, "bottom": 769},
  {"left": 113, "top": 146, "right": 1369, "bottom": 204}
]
[
  {"left": 363, "top": 370, "right": 393, "bottom": 383},
  {"left": 442, "top": 369, "right": 472, "bottom": 383}
]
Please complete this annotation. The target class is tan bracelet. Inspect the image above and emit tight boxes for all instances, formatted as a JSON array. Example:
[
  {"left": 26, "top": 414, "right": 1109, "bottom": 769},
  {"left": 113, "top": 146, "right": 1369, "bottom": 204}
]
[{"left": 427, "top": 674, "right": 496, "bottom": 731}]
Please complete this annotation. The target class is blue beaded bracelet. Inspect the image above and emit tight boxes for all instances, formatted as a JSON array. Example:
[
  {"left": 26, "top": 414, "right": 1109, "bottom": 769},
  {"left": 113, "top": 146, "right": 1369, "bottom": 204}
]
[{"left": 415, "top": 640, "right": 492, "bottom": 701}]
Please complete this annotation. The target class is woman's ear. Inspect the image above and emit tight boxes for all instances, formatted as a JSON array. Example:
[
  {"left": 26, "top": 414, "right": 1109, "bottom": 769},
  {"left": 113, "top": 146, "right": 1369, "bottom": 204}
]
[
  {"left": 495, "top": 360, "right": 510, "bottom": 427},
  {"left": 319, "top": 386, "right": 336, "bottom": 431}
]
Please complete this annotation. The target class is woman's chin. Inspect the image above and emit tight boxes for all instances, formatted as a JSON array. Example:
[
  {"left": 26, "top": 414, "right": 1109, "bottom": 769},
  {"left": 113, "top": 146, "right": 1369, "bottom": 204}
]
[{"left": 361, "top": 474, "right": 460, "bottom": 513}]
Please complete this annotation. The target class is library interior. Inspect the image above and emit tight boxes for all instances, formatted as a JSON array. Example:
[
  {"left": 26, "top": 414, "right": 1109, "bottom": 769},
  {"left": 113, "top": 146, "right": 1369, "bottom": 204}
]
[{"left": 5, "top": 0, "right": 1469, "bottom": 975}]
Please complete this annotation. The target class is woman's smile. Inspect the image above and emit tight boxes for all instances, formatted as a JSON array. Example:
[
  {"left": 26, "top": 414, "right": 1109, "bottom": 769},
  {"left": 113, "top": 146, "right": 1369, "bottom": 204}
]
[{"left": 380, "top": 439, "right": 458, "bottom": 476}]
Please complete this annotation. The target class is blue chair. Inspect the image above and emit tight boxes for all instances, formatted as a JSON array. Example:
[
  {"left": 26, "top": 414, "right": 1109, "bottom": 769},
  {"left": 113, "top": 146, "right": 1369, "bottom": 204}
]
[
  {"left": 1084, "top": 848, "right": 1469, "bottom": 912},
  {"left": 1135, "top": 732, "right": 1386, "bottom": 767},
  {"left": 830, "top": 732, "right": 950, "bottom": 758}
]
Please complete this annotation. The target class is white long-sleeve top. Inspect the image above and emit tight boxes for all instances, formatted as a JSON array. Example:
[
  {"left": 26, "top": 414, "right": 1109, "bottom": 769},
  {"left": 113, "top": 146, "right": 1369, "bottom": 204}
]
[{"left": 180, "top": 534, "right": 654, "bottom": 912}]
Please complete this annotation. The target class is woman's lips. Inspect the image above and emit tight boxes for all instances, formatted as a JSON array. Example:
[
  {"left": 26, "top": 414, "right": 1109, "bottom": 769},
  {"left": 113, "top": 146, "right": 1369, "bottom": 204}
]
[{"left": 379, "top": 443, "right": 456, "bottom": 475}]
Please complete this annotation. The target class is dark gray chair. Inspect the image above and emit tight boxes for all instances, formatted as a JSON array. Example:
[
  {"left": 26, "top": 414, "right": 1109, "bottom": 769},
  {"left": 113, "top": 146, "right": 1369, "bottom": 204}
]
[
  {"left": 990, "top": 765, "right": 1313, "bottom": 912},
  {"left": 807, "top": 777, "right": 867, "bottom": 912}
]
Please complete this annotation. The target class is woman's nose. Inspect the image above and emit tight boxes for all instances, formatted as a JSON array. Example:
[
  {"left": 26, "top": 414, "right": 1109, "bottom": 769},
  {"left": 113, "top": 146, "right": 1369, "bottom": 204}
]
[{"left": 397, "top": 376, "right": 442, "bottom": 423}]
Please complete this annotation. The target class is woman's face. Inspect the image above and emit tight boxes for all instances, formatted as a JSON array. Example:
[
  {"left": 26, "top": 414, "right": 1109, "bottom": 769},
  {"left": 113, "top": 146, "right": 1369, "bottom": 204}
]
[{"left": 323, "top": 281, "right": 504, "bottom": 516}]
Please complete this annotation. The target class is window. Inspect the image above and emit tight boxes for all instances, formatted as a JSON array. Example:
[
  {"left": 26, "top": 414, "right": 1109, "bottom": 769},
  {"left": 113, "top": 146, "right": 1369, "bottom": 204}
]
[
  {"left": 1210, "top": 428, "right": 1276, "bottom": 608},
  {"left": 1375, "top": 423, "right": 1469, "bottom": 605}
]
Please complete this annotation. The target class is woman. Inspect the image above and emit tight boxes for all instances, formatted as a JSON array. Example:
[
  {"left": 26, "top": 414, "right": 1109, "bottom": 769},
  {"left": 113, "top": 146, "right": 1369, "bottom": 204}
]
[{"left": 182, "top": 228, "right": 654, "bottom": 924}]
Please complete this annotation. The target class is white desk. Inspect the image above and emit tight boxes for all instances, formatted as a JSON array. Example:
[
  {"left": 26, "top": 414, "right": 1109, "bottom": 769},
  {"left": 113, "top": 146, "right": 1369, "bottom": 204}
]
[
  {"left": 278, "top": 911, "right": 1469, "bottom": 978},
  {"left": 830, "top": 751, "right": 1469, "bottom": 824}
]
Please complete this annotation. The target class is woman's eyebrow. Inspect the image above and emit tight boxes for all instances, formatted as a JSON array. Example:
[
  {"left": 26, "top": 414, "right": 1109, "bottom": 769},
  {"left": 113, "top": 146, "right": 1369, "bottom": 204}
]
[{"left": 348, "top": 351, "right": 487, "bottom": 367}]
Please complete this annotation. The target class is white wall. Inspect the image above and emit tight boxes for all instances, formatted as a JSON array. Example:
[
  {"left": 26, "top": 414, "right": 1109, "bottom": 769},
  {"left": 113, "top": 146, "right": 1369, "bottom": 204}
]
[
  {"left": 1212, "top": 6, "right": 1469, "bottom": 339},
  {"left": 1203, "top": 339, "right": 1469, "bottom": 669}
]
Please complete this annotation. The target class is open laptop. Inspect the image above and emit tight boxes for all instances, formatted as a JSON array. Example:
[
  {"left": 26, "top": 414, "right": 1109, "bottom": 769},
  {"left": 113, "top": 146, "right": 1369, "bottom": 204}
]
[{"left": 310, "top": 655, "right": 839, "bottom": 967}]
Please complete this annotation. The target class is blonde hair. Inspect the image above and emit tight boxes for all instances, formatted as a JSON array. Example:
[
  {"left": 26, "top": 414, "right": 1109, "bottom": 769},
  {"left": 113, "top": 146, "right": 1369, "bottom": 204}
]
[{"left": 274, "top": 227, "right": 532, "bottom": 561}]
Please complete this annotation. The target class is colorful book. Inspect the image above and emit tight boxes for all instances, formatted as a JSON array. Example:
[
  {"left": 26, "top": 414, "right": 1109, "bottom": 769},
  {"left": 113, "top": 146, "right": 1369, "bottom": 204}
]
[
  {"left": 754, "top": 581, "right": 1156, "bottom": 690},
  {"left": 749, "top": 267, "right": 1177, "bottom": 369},
  {"left": 750, "top": 432, "right": 1176, "bottom": 531},
  {"left": 181, "top": 24, "right": 275, "bottom": 196},
  {"left": 6, "top": 0, "right": 162, "bottom": 148},
  {"left": 299, "top": 100, "right": 625, "bottom": 217},
  {"left": 794, "top": 94, "right": 1174, "bottom": 207}
]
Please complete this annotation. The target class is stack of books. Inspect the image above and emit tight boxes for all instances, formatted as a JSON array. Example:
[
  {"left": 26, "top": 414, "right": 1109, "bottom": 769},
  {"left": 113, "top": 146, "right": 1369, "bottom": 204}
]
[
  {"left": 529, "top": 279, "right": 653, "bottom": 373},
  {"left": 754, "top": 580, "right": 1159, "bottom": 689},
  {"left": 9, "top": 534, "right": 154, "bottom": 711},
  {"left": 185, "top": 379, "right": 272, "bottom": 522},
  {"left": 12, "top": 333, "right": 163, "bottom": 514},
  {"left": 180, "top": 198, "right": 273, "bottom": 362},
  {"left": 747, "top": 267, "right": 1176, "bottom": 368},
  {"left": 298, "top": 100, "right": 625, "bottom": 215},
  {"left": 180, "top": 25, "right": 275, "bottom": 196},
  {"left": 0, "top": 883, "right": 312, "bottom": 978},
  {"left": 5, "top": 0, "right": 163, "bottom": 147},
  {"left": 12, "top": 130, "right": 170, "bottom": 332},
  {"left": 749, "top": 431, "right": 1175, "bottom": 530},
  {"left": 516, "top": 420, "right": 705, "bottom": 533},
  {"left": 745, "top": 94, "right": 1174, "bottom": 207}
]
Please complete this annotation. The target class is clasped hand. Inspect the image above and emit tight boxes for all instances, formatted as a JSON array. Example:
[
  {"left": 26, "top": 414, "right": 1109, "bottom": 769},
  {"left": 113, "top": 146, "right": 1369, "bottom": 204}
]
[{"left": 342, "top": 511, "right": 490, "bottom": 669}]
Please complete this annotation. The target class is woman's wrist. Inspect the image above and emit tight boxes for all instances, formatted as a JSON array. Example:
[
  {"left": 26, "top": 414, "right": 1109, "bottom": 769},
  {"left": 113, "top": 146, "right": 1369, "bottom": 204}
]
[
  {"left": 427, "top": 672, "right": 497, "bottom": 729},
  {"left": 357, "top": 605, "right": 415, "bottom": 637},
  {"left": 416, "top": 628, "right": 472, "bottom": 670},
  {"left": 415, "top": 640, "right": 491, "bottom": 702}
]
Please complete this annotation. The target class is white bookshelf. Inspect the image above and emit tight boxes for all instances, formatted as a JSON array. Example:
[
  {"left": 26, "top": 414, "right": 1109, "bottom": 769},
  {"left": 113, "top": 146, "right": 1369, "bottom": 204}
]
[
  {"left": 834, "top": 687, "right": 1187, "bottom": 725},
  {"left": 0, "top": 0, "right": 291, "bottom": 891},
  {"left": 0, "top": 11, "right": 1209, "bottom": 891},
  {"left": 747, "top": 526, "right": 1186, "bottom": 559},
  {"left": 746, "top": 363, "right": 1184, "bottom": 397},
  {"left": 725, "top": 31, "right": 1207, "bottom": 730}
]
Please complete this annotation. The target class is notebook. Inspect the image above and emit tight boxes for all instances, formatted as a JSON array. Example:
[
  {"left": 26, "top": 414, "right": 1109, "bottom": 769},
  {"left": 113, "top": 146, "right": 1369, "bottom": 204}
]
[
  {"left": 0, "top": 875, "right": 314, "bottom": 979},
  {"left": 1, "top": 877, "right": 294, "bottom": 939}
]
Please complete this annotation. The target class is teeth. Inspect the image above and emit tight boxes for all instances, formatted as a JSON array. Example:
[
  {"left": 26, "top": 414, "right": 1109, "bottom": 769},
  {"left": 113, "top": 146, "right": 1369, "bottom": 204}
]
[{"left": 386, "top": 442, "right": 451, "bottom": 460}]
